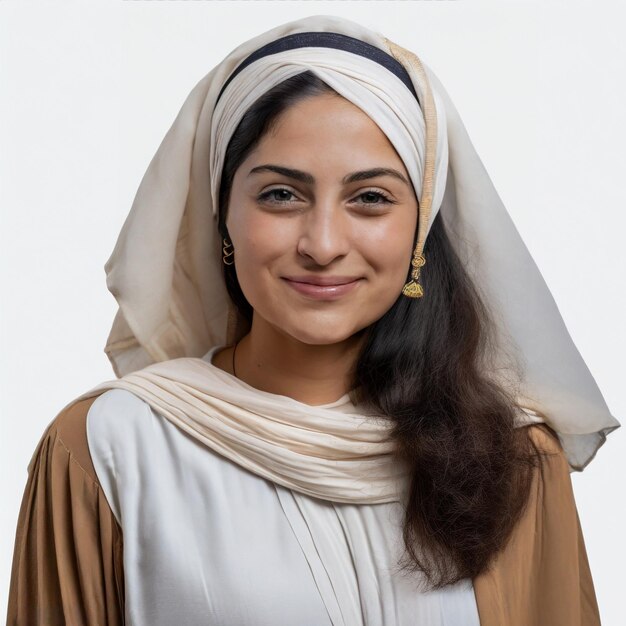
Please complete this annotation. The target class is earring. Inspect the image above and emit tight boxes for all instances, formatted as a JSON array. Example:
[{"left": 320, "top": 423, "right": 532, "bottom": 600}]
[
  {"left": 402, "top": 249, "right": 425, "bottom": 298},
  {"left": 222, "top": 237, "right": 235, "bottom": 265}
]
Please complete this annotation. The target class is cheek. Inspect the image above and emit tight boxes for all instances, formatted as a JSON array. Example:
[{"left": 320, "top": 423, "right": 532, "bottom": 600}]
[
  {"left": 356, "top": 216, "right": 416, "bottom": 282},
  {"left": 230, "top": 206, "right": 275, "bottom": 256},
  {"left": 228, "top": 212, "right": 288, "bottom": 292}
]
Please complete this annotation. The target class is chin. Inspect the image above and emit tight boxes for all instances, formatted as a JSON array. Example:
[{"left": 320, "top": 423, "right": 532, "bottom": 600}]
[
  {"left": 282, "top": 329, "right": 348, "bottom": 346},
  {"left": 277, "top": 318, "right": 366, "bottom": 347}
]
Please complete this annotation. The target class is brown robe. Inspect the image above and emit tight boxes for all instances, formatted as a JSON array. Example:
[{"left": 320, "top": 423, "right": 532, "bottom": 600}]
[{"left": 7, "top": 395, "right": 601, "bottom": 625}]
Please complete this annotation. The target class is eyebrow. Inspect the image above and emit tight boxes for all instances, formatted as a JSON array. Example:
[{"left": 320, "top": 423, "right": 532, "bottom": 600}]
[{"left": 247, "top": 164, "right": 410, "bottom": 186}]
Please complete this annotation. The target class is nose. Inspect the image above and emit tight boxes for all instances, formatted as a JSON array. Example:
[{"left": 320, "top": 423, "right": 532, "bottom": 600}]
[{"left": 296, "top": 200, "right": 351, "bottom": 266}]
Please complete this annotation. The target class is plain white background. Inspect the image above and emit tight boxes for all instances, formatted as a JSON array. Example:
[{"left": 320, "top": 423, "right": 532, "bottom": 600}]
[{"left": 1, "top": 0, "right": 624, "bottom": 622}]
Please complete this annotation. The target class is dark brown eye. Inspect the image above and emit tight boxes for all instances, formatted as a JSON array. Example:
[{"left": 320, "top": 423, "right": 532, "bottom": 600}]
[
  {"left": 258, "top": 188, "right": 296, "bottom": 204},
  {"left": 356, "top": 191, "right": 394, "bottom": 205}
]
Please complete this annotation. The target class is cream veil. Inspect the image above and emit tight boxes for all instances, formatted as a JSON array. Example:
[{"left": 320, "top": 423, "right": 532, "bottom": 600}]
[{"left": 61, "top": 14, "right": 618, "bottom": 502}]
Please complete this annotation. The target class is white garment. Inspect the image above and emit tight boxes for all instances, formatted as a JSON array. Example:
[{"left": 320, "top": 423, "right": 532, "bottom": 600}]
[{"left": 86, "top": 346, "right": 480, "bottom": 626}]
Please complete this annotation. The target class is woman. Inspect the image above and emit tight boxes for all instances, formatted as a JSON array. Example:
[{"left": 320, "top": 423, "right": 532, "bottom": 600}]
[{"left": 7, "top": 14, "right": 620, "bottom": 626}]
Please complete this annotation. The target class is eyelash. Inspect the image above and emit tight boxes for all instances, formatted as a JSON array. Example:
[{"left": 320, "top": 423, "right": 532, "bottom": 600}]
[{"left": 257, "top": 188, "right": 395, "bottom": 207}]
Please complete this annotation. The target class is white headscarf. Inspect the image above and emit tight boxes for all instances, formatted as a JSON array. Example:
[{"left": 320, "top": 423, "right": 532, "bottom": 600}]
[{"left": 65, "top": 14, "right": 618, "bottom": 502}]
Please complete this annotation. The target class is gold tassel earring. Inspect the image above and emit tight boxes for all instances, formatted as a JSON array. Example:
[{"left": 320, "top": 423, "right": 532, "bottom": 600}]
[
  {"left": 402, "top": 250, "right": 425, "bottom": 298},
  {"left": 222, "top": 238, "right": 235, "bottom": 265}
]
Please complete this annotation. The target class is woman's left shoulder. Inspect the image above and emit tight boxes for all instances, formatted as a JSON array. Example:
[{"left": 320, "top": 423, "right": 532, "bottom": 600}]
[{"left": 523, "top": 422, "right": 567, "bottom": 459}]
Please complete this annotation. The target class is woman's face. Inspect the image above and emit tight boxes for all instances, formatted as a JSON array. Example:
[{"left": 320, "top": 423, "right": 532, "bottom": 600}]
[{"left": 226, "top": 93, "right": 418, "bottom": 345}]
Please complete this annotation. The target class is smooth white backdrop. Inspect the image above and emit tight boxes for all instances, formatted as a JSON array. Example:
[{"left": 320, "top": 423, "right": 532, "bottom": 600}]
[{"left": 1, "top": 1, "right": 624, "bottom": 622}]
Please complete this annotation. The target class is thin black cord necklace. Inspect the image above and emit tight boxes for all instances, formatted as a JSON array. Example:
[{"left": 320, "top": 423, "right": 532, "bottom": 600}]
[{"left": 231, "top": 341, "right": 238, "bottom": 378}]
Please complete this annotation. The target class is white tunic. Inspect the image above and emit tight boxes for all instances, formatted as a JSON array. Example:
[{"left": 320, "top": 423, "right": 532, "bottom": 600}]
[{"left": 86, "top": 347, "right": 481, "bottom": 625}]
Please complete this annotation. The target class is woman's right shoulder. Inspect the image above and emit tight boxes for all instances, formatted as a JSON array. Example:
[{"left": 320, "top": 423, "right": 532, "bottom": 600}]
[{"left": 35, "top": 388, "right": 146, "bottom": 483}]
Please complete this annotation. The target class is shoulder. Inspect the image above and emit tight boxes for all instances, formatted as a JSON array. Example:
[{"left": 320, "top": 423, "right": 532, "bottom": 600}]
[
  {"left": 524, "top": 422, "right": 563, "bottom": 454},
  {"left": 31, "top": 393, "right": 103, "bottom": 483},
  {"left": 38, "top": 388, "right": 149, "bottom": 484},
  {"left": 518, "top": 423, "right": 577, "bottom": 510},
  {"left": 522, "top": 422, "right": 571, "bottom": 475},
  {"left": 53, "top": 388, "right": 155, "bottom": 524},
  {"left": 86, "top": 387, "right": 152, "bottom": 425},
  {"left": 85, "top": 388, "right": 156, "bottom": 448}
]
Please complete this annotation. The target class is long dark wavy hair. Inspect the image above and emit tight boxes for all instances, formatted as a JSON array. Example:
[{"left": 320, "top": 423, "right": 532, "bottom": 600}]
[{"left": 217, "top": 70, "right": 551, "bottom": 590}]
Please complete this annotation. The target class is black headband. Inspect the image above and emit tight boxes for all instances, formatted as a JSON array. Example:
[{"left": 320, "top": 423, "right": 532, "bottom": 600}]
[{"left": 215, "top": 31, "right": 419, "bottom": 105}]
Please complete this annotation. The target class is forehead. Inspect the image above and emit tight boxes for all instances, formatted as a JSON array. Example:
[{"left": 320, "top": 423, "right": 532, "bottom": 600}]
[{"left": 251, "top": 94, "right": 407, "bottom": 171}]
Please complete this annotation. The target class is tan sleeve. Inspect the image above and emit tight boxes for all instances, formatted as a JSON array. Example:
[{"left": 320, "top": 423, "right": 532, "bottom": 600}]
[
  {"left": 473, "top": 423, "right": 601, "bottom": 626},
  {"left": 7, "top": 394, "right": 125, "bottom": 625}
]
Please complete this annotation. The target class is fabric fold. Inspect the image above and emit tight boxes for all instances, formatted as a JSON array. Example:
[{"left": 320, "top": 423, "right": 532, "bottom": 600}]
[
  {"left": 64, "top": 347, "right": 411, "bottom": 504},
  {"left": 7, "top": 396, "right": 125, "bottom": 626}
]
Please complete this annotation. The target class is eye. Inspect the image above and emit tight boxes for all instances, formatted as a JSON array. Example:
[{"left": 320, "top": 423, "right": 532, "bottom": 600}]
[
  {"left": 353, "top": 190, "right": 395, "bottom": 205},
  {"left": 257, "top": 188, "right": 297, "bottom": 204}
]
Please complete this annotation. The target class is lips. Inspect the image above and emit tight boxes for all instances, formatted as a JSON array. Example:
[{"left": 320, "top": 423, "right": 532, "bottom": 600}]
[
  {"left": 283, "top": 275, "right": 362, "bottom": 286},
  {"left": 282, "top": 276, "right": 363, "bottom": 300}
]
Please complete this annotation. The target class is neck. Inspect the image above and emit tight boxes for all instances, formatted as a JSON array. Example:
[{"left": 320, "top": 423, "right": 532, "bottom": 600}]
[{"left": 233, "top": 315, "right": 366, "bottom": 406}]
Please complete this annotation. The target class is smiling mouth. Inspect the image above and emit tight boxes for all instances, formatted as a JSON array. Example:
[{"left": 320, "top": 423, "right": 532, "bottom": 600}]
[{"left": 281, "top": 277, "right": 363, "bottom": 300}]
